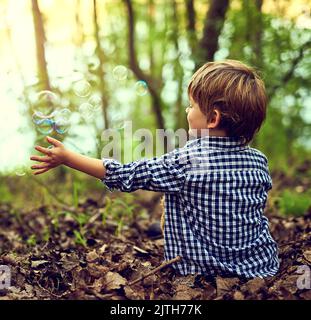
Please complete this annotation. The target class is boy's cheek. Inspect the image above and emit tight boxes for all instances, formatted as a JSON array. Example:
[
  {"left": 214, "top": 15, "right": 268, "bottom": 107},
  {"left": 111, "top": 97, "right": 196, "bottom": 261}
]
[{"left": 187, "top": 113, "right": 192, "bottom": 126}]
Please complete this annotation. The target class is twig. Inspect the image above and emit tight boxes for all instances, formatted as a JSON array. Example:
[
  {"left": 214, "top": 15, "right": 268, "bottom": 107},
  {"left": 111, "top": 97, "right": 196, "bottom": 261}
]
[
  {"left": 268, "top": 39, "right": 311, "bottom": 100},
  {"left": 128, "top": 255, "right": 182, "bottom": 286},
  {"left": 123, "top": 0, "right": 165, "bottom": 129}
]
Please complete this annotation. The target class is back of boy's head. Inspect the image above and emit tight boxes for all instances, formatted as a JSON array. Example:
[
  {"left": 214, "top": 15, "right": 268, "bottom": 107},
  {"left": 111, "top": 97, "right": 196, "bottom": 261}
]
[{"left": 188, "top": 59, "right": 267, "bottom": 144}]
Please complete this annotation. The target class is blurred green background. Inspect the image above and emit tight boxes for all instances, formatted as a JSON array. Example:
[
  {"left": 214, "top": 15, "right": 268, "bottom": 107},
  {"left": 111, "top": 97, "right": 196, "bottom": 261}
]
[{"left": 0, "top": 0, "right": 310, "bottom": 217}]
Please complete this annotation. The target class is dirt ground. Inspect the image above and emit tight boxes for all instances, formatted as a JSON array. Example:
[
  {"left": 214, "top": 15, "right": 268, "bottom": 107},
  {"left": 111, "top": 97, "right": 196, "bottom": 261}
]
[{"left": 0, "top": 192, "right": 310, "bottom": 300}]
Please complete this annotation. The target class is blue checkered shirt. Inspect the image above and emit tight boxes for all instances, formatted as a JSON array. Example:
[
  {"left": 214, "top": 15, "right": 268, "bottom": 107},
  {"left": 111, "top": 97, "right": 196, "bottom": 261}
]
[{"left": 102, "top": 135, "right": 279, "bottom": 279}]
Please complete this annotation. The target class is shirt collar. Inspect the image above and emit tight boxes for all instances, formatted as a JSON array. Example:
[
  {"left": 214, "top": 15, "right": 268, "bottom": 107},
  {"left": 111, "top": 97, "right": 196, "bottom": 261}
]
[{"left": 186, "top": 135, "right": 249, "bottom": 151}]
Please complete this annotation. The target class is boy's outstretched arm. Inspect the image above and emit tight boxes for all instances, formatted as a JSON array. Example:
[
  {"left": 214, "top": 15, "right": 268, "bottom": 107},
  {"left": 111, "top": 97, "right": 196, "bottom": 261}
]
[{"left": 30, "top": 136, "right": 106, "bottom": 179}]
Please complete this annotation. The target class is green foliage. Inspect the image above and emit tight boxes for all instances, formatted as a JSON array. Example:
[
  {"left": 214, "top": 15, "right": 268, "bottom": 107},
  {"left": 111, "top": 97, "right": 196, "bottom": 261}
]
[
  {"left": 276, "top": 189, "right": 311, "bottom": 217},
  {"left": 48, "top": 210, "right": 68, "bottom": 231},
  {"left": 26, "top": 234, "right": 37, "bottom": 246},
  {"left": 73, "top": 230, "right": 87, "bottom": 247},
  {"left": 75, "top": 212, "right": 90, "bottom": 229},
  {"left": 102, "top": 193, "right": 139, "bottom": 236},
  {"left": 42, "top": 225, "right": 50, "bottom": 242}
]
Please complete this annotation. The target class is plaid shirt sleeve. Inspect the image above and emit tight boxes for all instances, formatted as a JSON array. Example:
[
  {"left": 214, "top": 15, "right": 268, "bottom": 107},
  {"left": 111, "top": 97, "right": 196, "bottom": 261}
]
[{"left": 101, "top": 148, "right": 187, "bottom": 193}]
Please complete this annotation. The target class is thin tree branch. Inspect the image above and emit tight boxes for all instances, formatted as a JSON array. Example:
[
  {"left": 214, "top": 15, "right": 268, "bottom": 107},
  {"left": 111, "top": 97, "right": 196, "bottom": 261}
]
[
  {"left": 123, "top": 0, "right": 165, "bottom": 129},
  {"left": 128, "top": 256, "right": 182, "bottom": 286},
  {"left": 268, "top": 40, "right": 311, "bottom": 100}
]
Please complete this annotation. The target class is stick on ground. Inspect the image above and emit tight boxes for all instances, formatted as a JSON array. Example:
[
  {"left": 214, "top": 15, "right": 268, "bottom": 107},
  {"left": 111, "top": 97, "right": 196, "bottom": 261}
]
[{"left": 128, "top": 255, "right": 182, "bottom": 286}]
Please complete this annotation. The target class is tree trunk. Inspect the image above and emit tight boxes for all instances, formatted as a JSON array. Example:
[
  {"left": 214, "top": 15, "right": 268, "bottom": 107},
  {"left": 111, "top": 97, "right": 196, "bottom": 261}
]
[
  {"left": 197, "top": 0, "right": 230, "bottom": 66},
  {"left": 31, "top": 0, "right": 50, "bottom": 90},
  {"left": 185, "top": 0, "right": 197, "bottom": 56},
  {"left": 148, "top": 0, "right": 155, "bottom": 75},
  {"left": 172, "top": 0, "right": 187, "bottom": 132},
  {"left": 253, "top": 0, "right": 263, "bottom": 68},
  {"left": 93, "top": 0, "right": 109, "bottom": 129}
]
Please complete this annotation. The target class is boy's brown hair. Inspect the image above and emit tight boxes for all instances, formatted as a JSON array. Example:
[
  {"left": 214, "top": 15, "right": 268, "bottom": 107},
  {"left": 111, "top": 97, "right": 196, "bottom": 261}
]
[{"left": 188, "top": 60, "right": 267, "bottom": 144}]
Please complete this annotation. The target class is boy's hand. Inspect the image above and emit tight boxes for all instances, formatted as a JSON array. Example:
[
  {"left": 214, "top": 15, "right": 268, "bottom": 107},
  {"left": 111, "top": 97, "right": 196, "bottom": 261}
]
[{"left": 30, "top": 136, "right": 67, "bottom": 175}]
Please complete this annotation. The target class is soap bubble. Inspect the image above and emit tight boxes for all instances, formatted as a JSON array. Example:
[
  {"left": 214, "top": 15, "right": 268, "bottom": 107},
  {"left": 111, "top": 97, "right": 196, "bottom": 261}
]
[
  {"left": 37, "top": 118, "right": 54, "bottom": 135},
  {"left": 135, "top": 80, "right": 148, "bottom": 96},
  {"left": 73, "top": 80, "right": 92, "bottom": 97},
  {"left": 113, "top": 65, "right": 128, "bottom": 81},
  {"left": 54, "top": 108, "right": 71, "bottom": 134},
  {"left": 15, "top": 165, "right": 27, "bottom": 177},
  {"left": 79, "top": 103, "right": 94, "bottom": 121},
  {"left": 32, "top": 111, "right": 46, "bottom": 125},
  {"left": 33, "top": 91, "right": 60, "bottom": 115},
  {"left": 54, "top": 118, "right": 70, "bottom": 134},
  {"left": 54, "top": 108, "right": 71, "bottom": 123},
  {"left": 88, "top": 95, "right": 102, "bottom": 112}
]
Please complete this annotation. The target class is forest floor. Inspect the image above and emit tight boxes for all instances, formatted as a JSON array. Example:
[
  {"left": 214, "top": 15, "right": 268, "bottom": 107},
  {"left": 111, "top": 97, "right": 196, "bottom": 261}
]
[{"left": 0, "top": 191, "right": 310, "bottom": 300}]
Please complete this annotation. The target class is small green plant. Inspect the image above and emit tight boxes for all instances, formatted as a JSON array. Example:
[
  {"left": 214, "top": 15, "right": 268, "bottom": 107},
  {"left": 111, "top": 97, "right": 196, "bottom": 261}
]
[
  {"left": 102, "top": 194, "right": 138, "bottom": 236},
  {"left": 73, "top": 230, "right": 87, "bottom": 247},
  {"left": 72, "top": 179, "right": 79, "bottom": 208},
  {"left": 26, "top": 234, "right": 37, "bottom": 246},
  {"left": 75, "top": 212, "right": 90, "bottom": 229},
  {"left": 42, "top": 225, "right": 50, "bottom": 242},
  {"left": 48, "top": 210, "right": 68, "bottom": 231},
  {"left": 62, "top": 210, "right": 90, "bottom": 247},
  {"left": 101, "top": 197, "right": 112, "bottom": 225},
  {"left": 277, "top": 189, "right": 311, "bottom": 217}
]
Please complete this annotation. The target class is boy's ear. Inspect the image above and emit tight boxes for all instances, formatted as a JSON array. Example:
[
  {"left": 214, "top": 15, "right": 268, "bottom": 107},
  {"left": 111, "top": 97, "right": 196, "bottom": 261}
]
[{"left": 207, "top": 109, "right": 221, "bottom": 129}]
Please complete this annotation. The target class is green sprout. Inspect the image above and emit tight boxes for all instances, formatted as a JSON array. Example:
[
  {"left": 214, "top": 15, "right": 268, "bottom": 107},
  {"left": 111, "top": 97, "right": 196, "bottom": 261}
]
[
  {"left": 26, "top": 234, "right": 37, "bottom": 246},
  {"left": 102, "top": 194, "right": 139, "bottom": 236},
  {"left": 73, "top": 230, "right": 87, "bottom": 247}
]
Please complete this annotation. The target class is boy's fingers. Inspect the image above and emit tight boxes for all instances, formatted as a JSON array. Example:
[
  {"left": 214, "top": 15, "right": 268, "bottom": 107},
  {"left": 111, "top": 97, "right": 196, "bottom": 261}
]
[
  {"left": 33, "top": 168, "right": 50, "bottom": 175},
  {"left": 31, "top": 163, "right": 51, "bottom": 170},
  {"left": 46, "top": 136, "right": 62, "bottom": 147},
  {"left": 35, "top": 145, "right": 52, "bottom": 156},
  {"left": 30, "top": 155, "right": 51, "bottom": 162}
]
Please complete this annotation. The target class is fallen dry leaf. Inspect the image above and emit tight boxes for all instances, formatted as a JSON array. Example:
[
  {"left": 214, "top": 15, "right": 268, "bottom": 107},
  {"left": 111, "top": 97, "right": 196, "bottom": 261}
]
[{"left": 104, "top": 271, "right": 127, "bottom": 291}]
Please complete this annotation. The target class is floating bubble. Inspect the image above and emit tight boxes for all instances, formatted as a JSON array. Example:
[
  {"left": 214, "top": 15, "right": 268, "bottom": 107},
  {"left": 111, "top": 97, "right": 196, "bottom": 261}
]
[
  {"left": 15, "top": 165, "right": 27, "bottom": 177},
  {"left": 54, "top": 108, "right": 71, "bottom": 123},
  {"left": 37, "top": 118, "right": 54, "bottom": 135},
  {"left": 73, "top": 80, "right": 92, "bottom": 97},
  {"left": 33, "top": 91, "right": 60, "bottom": 115},
  {"left": 113, "top": 65, "right": 128, "bottom": 81},
  {"left": 55, "top": 120, "right": 70, "bottom": 134},
  {"left": 135, "top": 80, "right": 148, "bottom": 96},
  {"left": 88, "top": 95, "right": 102, "bottom": 112},
  {"left": 32, "top": 110, "right": 55, "bottom": 125},
  {"left": 53, "top": 108, "right": 71, "bottom": 134},
  {"left": 79, "top": 103, "right": 94, "bottom": 121},
  {"left": 32, "top": 111, "right": 45, "bottom": 125}
]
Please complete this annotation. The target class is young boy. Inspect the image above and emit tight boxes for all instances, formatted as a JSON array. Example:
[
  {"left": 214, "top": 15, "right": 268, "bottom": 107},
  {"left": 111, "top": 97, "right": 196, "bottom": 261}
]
[{"left": 30, "top": 60, "right": 279, "bottom": 279}]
